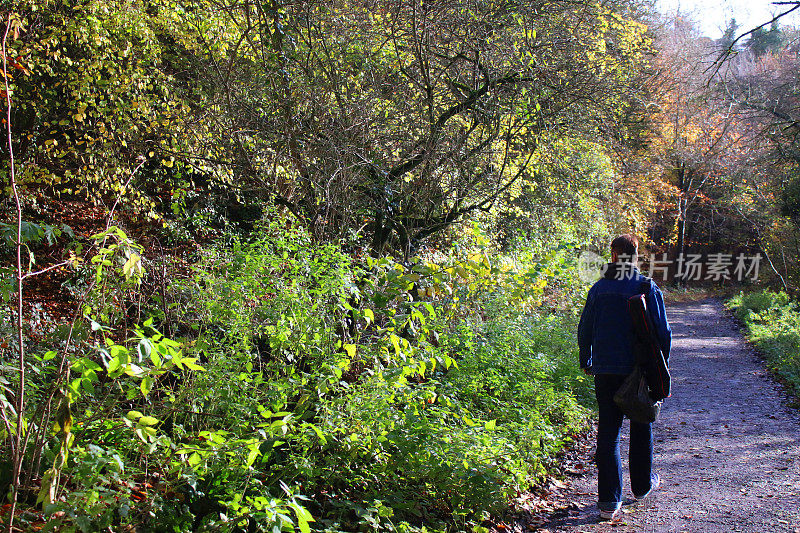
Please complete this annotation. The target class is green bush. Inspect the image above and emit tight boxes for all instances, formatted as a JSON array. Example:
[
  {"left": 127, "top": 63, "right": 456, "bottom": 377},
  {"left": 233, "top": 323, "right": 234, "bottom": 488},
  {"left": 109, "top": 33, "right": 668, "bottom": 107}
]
[
  {"left": 6, "top": 214, "right": 596, "bottom": 532},
  {"left": 731, "top": 290, "right": 791, "bottom": 317},
  {"left": 147, "top": 219, "right": 595, "bottom": 530},
  {"left": 727, "top": 290, "right": 800, "bottom": 399}
]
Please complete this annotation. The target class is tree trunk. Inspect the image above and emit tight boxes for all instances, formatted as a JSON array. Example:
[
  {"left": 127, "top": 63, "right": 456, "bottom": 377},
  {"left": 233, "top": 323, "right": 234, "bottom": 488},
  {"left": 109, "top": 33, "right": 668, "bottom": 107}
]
[{"left": 675, "top": 165, "right": 687, "bottom": 286}]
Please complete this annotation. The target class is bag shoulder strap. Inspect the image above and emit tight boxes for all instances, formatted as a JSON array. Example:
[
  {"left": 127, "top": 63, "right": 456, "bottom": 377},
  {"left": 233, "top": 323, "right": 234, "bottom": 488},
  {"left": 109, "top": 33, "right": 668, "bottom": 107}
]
[{"left": 638, "top": 277, "right": 652, "bottom": 296}]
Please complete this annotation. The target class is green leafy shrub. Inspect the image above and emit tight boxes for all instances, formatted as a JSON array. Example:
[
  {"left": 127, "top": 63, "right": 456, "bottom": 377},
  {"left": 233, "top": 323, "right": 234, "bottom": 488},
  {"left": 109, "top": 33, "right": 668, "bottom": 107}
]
[
  {"left": 131, "top": 217, "right": 595, "bottom": 530},
  {"left": 727, "top": 290, "right": 800, "bottom": 399},
  {"left": 731, "top": 290, "right": 791, "bottom": 318},
  {"left": 6, "top": 212, "right": 596, "bottom": 532}
]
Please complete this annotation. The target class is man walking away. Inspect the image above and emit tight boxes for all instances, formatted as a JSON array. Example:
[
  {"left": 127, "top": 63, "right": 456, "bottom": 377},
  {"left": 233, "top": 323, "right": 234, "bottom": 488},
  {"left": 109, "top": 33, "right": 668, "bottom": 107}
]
[{"left": 577, "top": 234, "right": 672, "bottom": 520}]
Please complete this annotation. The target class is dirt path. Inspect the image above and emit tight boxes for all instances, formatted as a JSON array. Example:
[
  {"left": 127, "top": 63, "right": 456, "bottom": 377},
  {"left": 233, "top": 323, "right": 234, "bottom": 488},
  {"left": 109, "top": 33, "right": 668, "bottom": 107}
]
[{"left": 529, "top": 298, "right": 800, "bottom": 532}]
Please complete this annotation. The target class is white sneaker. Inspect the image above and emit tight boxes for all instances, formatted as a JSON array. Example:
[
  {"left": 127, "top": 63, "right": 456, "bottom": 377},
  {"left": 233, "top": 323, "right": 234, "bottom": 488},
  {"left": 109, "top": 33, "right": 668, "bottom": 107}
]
[{"left": 634, "top": 473, "right": 661, "bottom": 500}]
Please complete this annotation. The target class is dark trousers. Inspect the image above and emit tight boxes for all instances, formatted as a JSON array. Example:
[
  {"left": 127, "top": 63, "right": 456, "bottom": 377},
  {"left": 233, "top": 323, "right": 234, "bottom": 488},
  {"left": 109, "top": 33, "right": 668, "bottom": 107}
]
[{"left": 594, "top": 374, "right": 654, "bottom": 509}]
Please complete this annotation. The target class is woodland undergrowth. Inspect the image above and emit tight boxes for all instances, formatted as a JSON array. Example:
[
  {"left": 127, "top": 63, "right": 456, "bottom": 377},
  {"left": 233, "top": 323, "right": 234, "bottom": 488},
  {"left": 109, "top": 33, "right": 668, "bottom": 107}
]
[{"left": 1, "top": 214, "right": 595, "bottom": 532}]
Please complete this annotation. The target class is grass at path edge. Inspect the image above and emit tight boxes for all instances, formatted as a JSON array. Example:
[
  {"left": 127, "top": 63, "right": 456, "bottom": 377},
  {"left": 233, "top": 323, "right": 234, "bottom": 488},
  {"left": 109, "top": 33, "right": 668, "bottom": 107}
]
[{"left": 726, "top": 290, "right": 800, "bottom": 404}]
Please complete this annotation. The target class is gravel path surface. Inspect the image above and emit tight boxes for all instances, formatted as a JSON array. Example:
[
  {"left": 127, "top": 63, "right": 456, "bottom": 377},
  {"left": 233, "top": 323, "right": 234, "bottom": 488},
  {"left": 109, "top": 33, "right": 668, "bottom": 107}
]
[{"left": 531, "top": 298, "right": 800, "bottom": 532}]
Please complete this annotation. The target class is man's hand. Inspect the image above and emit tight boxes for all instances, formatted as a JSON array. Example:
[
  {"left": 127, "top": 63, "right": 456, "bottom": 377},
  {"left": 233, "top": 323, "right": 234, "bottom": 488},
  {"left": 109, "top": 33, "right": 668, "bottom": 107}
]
[{"left": 582, "top": 367, "right": 593, "bottom": 376}]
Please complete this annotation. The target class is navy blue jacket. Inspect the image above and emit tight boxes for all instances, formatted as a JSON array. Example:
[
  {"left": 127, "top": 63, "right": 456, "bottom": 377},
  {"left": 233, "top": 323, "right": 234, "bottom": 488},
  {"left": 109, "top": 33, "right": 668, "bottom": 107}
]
[{"left": 578, "top": 263, "right": 672, "bottom": 374}]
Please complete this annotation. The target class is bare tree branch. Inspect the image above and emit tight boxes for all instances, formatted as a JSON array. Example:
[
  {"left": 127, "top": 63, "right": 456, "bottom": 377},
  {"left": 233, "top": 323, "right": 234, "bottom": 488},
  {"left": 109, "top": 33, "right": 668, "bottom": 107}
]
[{"left": 708, "top": 2, "right": 800, "bottom": 76}]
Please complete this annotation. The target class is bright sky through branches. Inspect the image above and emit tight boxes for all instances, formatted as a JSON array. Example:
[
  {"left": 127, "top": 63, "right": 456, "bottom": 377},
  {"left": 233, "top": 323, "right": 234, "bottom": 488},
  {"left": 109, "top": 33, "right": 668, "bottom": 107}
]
[{"left": 657, "top": 0, "right": 800, "bottom": 38}]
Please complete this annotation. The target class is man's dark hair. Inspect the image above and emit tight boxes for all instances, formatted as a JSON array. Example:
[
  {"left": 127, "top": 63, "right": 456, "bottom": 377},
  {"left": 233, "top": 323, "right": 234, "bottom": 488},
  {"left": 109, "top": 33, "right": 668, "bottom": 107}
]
[{"left": 611, "top": 234, "right": 639, "bottom": 261}]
